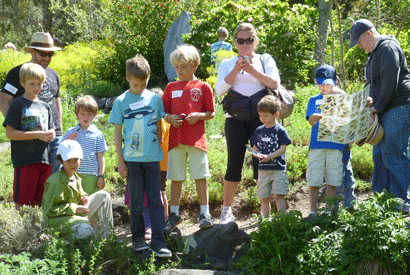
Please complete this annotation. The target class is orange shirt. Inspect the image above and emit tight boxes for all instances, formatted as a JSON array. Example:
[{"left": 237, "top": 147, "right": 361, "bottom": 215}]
[{"left": 159, "top": 119, "right": 170, "bottom": 171}]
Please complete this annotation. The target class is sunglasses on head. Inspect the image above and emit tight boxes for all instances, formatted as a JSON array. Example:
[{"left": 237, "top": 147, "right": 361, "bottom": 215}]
[
  {"left": 236, "top": 37, "right": 254, "bottom": 45},
  {"left": 34, "top": 49, "right": 55, "bottom": 58}
]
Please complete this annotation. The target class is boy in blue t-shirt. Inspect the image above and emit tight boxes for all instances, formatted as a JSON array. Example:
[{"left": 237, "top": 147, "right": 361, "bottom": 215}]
[
  {"left": 108, "top": 55, "right": 171, "bottom": 258},
  {"left": 306, "top": 65, "right": 346, "bottom": 217},
  {"left": 250, "top": 95, "right": 291, "bottom": 217}
]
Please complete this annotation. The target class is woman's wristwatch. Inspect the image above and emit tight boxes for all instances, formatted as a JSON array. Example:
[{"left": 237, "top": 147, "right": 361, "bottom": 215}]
[{"left": 98, "top": 174, "right": 106, "bottom": 179}]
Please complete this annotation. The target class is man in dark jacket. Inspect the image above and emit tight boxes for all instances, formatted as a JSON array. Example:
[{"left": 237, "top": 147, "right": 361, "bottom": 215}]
[{"left": 350, "top": 19, "right": 410, "bottom": 212}]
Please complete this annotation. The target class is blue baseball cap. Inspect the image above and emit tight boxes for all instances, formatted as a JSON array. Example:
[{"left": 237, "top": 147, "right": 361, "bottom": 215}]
[
  {"left": 349, "top": 19, "right": 374, "bottom": 48},
  {"left": 315, "top": 65, "right": 337, "bottom": 86}
]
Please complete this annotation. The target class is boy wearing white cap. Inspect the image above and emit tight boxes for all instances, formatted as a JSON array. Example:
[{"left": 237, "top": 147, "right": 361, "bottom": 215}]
[
  {"left": 1, "top": 32, "right": 63, "bottom": 174},
  {"left": 42, "top": 140, "right": 113, "bottom": 239}
]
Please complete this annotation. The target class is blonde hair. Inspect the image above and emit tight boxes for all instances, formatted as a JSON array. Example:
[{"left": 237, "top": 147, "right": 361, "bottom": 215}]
[
  {"left": 126, "top": 54, "right": 150, "bottom": 80},
  {"left": 257, "top": 95, "right": 281, "bottom": 115},
  {"left": 19, "top": 62, "right": 46, "bottom": 85},
  {"left": 170, "top": 44, "right": 200, "bottom": 67},
  {"left": 75, "top": 95, "right": 98, "bottom": 115},
  {"left": 233, "top": 23, "right": 260, "bottom": 50},
  {"left": 217, "top": 27, "right": 229, "bottom": 39}
]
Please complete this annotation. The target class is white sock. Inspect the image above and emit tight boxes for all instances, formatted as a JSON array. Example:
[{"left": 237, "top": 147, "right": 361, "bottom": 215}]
[
  {"left": 223, "top": 206, "right": 232, "bottom": 213},
  {"left": 309, "top": 211, "right": 316, "bottom": 216},
  {"left": 170, "top": 206, "right": 179, "bottom": 215},
  {"left": 200, "top": 205, "right": 209, "bottom": 215}
]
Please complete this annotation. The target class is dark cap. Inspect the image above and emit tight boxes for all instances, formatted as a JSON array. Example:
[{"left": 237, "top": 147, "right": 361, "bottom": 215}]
[
  {"left": 349, "top": 19, "right": 374, "bottom": 48},
  {"left": 315, "top": 64, "right": 337, "bottom": 86}
]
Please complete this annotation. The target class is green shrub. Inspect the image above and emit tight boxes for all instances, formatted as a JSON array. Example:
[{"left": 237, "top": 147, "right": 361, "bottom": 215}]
[
  {"left": 0, "top": 204, "right": 44, "bottom": 254},
  {"left": 185, "top": 0, "right": 318, "bottom": 88},
  {"left": 0, "top": 252, "right": 63, "bottom": 274},
  {"left": 0, "top": 51, "right": 30, "bottom": 87},
  {"left": 238, "top": 191, "right": 410, "bottom": 275}
]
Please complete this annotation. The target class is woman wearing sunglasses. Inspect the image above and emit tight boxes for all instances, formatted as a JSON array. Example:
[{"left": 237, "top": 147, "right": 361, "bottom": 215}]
[{"left": 215, "top": 22, "right": 281, "bottom": 224}]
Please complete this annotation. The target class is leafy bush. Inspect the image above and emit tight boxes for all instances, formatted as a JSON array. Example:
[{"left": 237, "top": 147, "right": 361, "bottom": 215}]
[
  {"left": 185, "top": 0, "right": 318, "bottom": 88},
  {"left": 0, "top": 204, "right": 44, "bottom": 254},
  {"left": 0, "top": 51, "right": 30, "bottom": 87},
  {"left": 238, "top": 191, "right": 410, "bottom": 275},
  {"left": 0, "top": 252, "right": 63, "bottom": 274}
]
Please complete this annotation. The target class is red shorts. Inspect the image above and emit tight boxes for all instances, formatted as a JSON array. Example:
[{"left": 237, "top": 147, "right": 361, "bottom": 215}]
[{"left": 14, "top": 163, "right": 51, "bottom": 206}]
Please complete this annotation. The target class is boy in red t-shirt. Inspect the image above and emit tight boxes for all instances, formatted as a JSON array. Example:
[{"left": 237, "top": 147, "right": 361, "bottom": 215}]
[{"left": 162, "top": 44, "right": 215, "bottom": 232}]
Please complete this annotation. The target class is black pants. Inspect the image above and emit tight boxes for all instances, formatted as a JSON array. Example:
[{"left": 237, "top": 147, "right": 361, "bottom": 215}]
[{"left": 224, "top": 116, "right": 262, "bottom": 182}]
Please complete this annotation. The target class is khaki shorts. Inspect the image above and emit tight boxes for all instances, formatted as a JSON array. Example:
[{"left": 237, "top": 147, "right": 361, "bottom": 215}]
[
  {"left": 257, "top": 170, "right": 289, "bottom": 199},
  {"left": 167, "top": 144, "right": 211, "bottom": 181},
  {"left": 307, "top": 149, "right": 343, "bottom": 187}
]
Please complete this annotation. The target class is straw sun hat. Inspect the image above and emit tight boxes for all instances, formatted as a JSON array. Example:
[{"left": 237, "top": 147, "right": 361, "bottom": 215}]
[
  {"left": 356, "top": 113, "right": 384, "bottom": 147},
  {"left": 24, "top": 32, "right": 61, "bottom": 53}
]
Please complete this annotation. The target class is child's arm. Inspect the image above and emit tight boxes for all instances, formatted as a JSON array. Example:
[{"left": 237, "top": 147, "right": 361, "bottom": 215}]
[
  {"left": 6, "top": 125, "right": 55, "bottom": 142},
  {"left": 185, "top": 111, "right": 215, "bottom": 125},
  {"left": 157, "top": 120, "right": 162, "bottom": 143},
  {"left": 259, "top": 144, "right": 287, "bottom": 163},
  {"left": 97, "top": 152, "right": 105, "bottom": 190},
  {"left": 114, "top": 123, "right": 128, "bottom": 179},
  {"left": 308, "top": 113, "right": 322, "bottom": 127}
]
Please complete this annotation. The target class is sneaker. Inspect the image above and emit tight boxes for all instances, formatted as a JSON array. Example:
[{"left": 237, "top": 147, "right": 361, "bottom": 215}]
[
  {"left": 219, "top": 207, "right": 235, "bottom": 224},
  {"left": 164, "top": 213, "right": 182, "bottom": 233},
  {"left": 199, "top": 213, "right": 214, "bottom": 229},
  {"left": 144, "top": 227, "right": 152, "bottom": 240},
  {"left": 132, "top": 238, "right": 149, "bottom": 252},
  {"left": 151, "top": 242, "right": 172, "bottom": 258}
]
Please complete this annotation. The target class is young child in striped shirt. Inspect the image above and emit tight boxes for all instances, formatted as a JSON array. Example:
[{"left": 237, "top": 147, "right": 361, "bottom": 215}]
[{"left": 62, "top": 95, "right": 108, "bottom": 195}]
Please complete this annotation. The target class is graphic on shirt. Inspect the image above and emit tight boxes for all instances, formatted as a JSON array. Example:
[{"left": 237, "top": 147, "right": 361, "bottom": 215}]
[
  {"left": 318, "top": 86, "right": 370, "bottom": 144},
  {"left": 255, "top": 131, "right": 280, "bottom": 165},
  {"left": 124, "top": 105, "right": 158, "bottom": 158},
  {"left": 21, "top": 106, "right": 48, "bottom": 131},
  {"left": 38, "top": 79, "right": 53, "bottom": 100},
  {"left": 190, "top": 88, "right": 202, "bottom": 102}
]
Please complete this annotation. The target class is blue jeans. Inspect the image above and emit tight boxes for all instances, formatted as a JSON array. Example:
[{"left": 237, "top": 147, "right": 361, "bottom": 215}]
[
  {"left": 126, "top": 161, "right": 165, "bottom": 245},
  {"left": 337, "top": 159, "right": 356, "bottom": 208},
  {"left": 49, "top": 136, "right": 62, "bottom": 174},
  {"left": 372, "top": 105, "right": 410, "bottom": 212}
]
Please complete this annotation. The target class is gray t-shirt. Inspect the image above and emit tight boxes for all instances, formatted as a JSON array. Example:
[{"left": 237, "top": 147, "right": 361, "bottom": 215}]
[{"left": 3, "top": 96, "right": 54, "bottom": 168}]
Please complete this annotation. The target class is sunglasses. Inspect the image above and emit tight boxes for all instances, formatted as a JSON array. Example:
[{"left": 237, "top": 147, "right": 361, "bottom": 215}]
[
  {"left": 34, "top": 49, "right": 55, "bottom": 58},
  {"left": 236, "top": 37, "right": 254, "bottom": 45}
]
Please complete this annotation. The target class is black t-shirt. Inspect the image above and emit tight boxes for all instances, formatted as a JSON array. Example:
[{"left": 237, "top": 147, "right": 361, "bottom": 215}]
[
  {"left": 3, "top": 97, "right": 54, "bottom": 168},
  {"left": 1, "top": 64, "right": 62, "bottom": 135}
]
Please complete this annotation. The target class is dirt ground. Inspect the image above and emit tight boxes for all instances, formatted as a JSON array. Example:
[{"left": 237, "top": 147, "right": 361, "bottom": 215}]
[{"left": 114, "top": 184, "right": 373, "bottom": 246}]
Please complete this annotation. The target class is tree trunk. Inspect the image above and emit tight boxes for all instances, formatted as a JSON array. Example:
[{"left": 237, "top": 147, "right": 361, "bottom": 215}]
[{"left": 313, "top": 0, "right": 333, "bottom": 77}]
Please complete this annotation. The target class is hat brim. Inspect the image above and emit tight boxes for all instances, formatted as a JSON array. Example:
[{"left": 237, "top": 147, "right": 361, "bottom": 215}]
[
  {"left": 349, "top": 37, "right": 359, "bottom": 48},
  {"left": 24, "top": 46, "right": 61, "bottom": 53},
  {"left": 316, "top": 78, "right": 336, "bottom": 86}
]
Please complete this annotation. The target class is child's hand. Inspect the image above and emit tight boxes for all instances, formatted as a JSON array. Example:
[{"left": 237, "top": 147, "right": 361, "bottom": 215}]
[
  {"left": 168, "top": 114, "right": 183, "bottom": 128},
  {"left": 366, "top": 97, "right": 373, "bottom": 107},
  {"left": 97, "top": 177, "right": 105, "bottom": 190},
  {"left": 118, "top": 160, "right": 128, "bottom": 179},
  {"left": 259, "top": 154, "right": 271, "bottom": 162},
  {"left": 66, "top": 132, "right": 78, "bottom": 140},
  {"left": 185, "top": 112, "right": 201, "bottom": 125},
  {"left": 80, "top": 195, "right": 88, "bottom": 205},
  {"left": 308, "top": 113, "right": 322, "bottom": 126},
  {"left": 76, "top": 205, "right": 89, "bottom": 214}
]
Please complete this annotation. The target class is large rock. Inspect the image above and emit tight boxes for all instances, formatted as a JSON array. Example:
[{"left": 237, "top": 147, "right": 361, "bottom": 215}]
[
  {"left": 182, "top": 222, "right": 250, "bottom": 270},
  {"left": 112, "top": 197, "right": 129, "bottom": 226},
  {"left": 164, "top": 11, "right": 192, "bottom": 82}
]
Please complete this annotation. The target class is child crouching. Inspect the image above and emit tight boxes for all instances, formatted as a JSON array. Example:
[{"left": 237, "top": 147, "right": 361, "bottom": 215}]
[{"left": 42, "top": 140, "right": 113, "bottom": 239}]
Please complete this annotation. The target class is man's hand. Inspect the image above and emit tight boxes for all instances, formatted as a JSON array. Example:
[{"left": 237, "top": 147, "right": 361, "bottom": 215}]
[{"left": 97, "top": 177, "right": 105, "bottom": 190}]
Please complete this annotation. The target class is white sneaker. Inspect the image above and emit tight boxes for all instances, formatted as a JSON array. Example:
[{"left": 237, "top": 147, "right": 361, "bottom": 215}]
[{"left": 219, "top": 207, "right": 235, "bottom": 224}]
